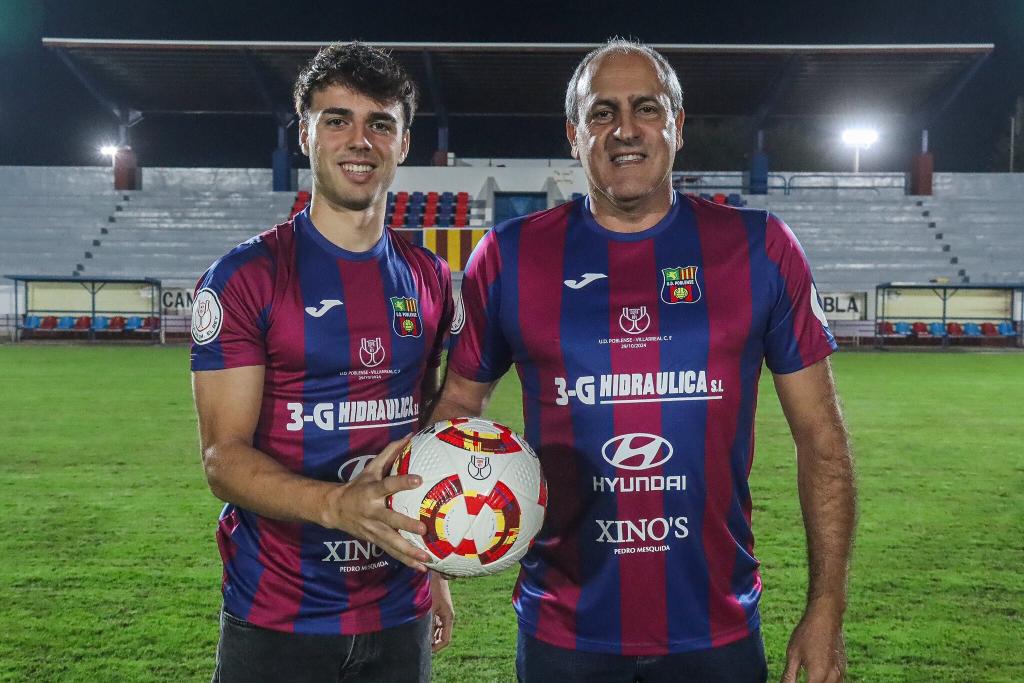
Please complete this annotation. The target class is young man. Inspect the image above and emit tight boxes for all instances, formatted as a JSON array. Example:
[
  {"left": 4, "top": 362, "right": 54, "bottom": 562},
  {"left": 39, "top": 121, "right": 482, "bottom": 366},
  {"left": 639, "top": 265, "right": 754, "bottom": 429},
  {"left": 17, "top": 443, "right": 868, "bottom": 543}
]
[
  {"left": 431, "top": 40, "right": 856, "bottom": 682},
  {"left": 191, "top": 43, "right": 454, "bottom": 683}
]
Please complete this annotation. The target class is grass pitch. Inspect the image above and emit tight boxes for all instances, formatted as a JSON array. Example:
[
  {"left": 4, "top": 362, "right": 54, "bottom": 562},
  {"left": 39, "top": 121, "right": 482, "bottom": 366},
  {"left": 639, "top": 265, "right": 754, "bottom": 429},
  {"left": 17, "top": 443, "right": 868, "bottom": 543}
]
[{"left": 0, "top": 346, "right": 1021, "bottom": 682}]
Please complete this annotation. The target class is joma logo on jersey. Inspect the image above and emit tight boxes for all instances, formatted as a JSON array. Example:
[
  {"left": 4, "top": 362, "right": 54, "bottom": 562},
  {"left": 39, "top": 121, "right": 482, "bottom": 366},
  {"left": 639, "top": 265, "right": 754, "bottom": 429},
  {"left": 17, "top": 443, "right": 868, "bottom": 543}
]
[
  {"left": 661, "top": 266, "right": 701, "bottom": 304},
  {"left": 390, "top": 297, "right": 422, "bottom": 337}
]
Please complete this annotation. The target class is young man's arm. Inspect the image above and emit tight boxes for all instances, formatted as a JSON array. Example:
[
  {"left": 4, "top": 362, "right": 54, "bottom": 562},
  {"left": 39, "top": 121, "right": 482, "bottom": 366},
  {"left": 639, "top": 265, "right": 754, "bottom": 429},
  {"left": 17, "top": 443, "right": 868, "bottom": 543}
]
[
  {"left": 426, "top": 369, "right": 498, "bottom": 424},
  {"left": 192, "top": 366, "right": 431, "bottom": 571},
  {"left": 773, "top": 357, "right": 856, "bottom": 683}
]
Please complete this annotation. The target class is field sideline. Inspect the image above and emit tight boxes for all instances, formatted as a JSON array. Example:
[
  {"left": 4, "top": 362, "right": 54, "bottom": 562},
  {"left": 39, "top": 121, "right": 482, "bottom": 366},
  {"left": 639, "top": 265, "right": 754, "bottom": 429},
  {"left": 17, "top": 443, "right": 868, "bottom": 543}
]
[{"left": 0, "top": 346, "right": 1021, "bottom": 682}]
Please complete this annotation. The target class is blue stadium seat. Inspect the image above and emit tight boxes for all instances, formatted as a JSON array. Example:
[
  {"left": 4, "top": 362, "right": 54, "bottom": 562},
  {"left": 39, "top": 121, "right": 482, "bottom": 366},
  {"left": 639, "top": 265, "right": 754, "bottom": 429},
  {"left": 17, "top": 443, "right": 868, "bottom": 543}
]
[
  {"left": 727, "top": 193, "right": 744, "bottom": 207},
  {"left": 963, "top": 322, "right": 982, "bottom": 336},
  {"left": 22, "top": 315, "right": 41, "bottom": 329},
  {"left": 998, "top": 321, "right": 1015, "bottom": 336},
  {"left": 92, "top": 316, "right": 109, "bottom": 331},
  {"left": 894, "top": 321, "right": 912, "bottom": 335},
  {"left": 436, "top": 214, "right": 451, "bottom": 228},
  {"left": 57, "top": 316, "right": 75, "bottom": 330},
  {"left": 928, "top": 322, "right": 946, "bottom": 337},
  {"left": 124, "top": 316, "right": 142, "bottom": 331}
]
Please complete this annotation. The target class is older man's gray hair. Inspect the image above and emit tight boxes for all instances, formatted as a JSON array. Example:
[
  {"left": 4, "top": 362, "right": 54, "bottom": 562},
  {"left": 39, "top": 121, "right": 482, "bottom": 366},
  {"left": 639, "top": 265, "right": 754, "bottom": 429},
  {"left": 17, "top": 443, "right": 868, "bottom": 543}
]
[{"left": 564, "top": 38, "right": 684, "bottom": 125}]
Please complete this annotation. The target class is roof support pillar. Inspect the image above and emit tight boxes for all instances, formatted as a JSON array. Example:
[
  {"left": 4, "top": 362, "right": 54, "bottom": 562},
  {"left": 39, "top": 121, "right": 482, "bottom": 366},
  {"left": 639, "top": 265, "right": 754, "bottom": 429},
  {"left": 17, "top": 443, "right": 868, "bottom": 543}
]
[
  {"left": 422, "top": 51, "right": 449, "bottom": 165},
  {"left": 273, "top": 112, "right": 297, "bottom": 192}
]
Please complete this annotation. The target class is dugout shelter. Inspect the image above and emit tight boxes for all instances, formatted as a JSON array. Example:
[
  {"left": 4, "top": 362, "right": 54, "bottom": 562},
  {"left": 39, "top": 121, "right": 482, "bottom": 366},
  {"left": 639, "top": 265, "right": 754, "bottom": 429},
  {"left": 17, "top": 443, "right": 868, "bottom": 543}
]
[
  {"left": 6, "top": 274, "right": 163, "bottom": 343},
  {"left": 875, "top": 282, "right": 1024, "bottom": 348}
]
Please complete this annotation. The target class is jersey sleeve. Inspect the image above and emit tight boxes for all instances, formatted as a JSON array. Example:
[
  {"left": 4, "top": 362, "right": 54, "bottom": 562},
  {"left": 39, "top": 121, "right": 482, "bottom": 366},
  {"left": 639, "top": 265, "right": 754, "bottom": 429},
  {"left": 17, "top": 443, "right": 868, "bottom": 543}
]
[
  {"left": 190, "top": 240, "right": 273, "bottom": 371},
  {"left": 447, "top": 229, "right": 513, "bottom": 383},
  {"left": 428, "top": 254, "right": 455, "bottom": 369},
  {"left": 762, "top": 213, "right": 838, "bottom": 374}
]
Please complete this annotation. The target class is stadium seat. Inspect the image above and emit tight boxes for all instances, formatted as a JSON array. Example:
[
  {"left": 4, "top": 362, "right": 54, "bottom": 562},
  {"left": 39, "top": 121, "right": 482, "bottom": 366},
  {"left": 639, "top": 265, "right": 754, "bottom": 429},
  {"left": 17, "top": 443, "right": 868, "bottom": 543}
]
[
  {"left": 877, "top": 321, "right": 895, "bottom": 335},
  {"left": 39, "top": 316, "right": 58, "bottom": 331},
  {"left": 946, "top": 322, "right": 964, "bottom": 337},
  {"left": 57, "top": 316, "right": 75, "bottom": 330},
  {"left": 139, "top": 316, "right": 160, "bottom": 331},
  {"left": 22, "top": 315, "right": 41, "bottom": 329},
  {"left": 73, "top": 316, "right": 92, "bottom": 330},
  {"left": 727, "top": 193, "right": 744, "bottom": 207},
  {"left": 108, "top": 316, "right": 126, "bottom": 331},
  {"left": 712, "top": 193, "right": 727, "bottom": 204},
  {"left": 124, "top": 316, "right": 142, "bottom": 331},
  {"left": 928, "top": 322, "right": 946, "bottom": 337},
  {"left": 911, "top": 321, "right": 929, "bottom": 336},
  {"left": 997, "top": 321, "right": 1015, "bottom": 336},
  {"left": 92, "top": 316, "right": 109, "bottom": 331},
  {"left": 894, "top": 321, "right": 912, "bottom": 335},
  {"left": 980, "top": 322, "right": 999, "bottom": 336},
  {"left": 963, "top": 322, "right": 982, "bottom": 336}
]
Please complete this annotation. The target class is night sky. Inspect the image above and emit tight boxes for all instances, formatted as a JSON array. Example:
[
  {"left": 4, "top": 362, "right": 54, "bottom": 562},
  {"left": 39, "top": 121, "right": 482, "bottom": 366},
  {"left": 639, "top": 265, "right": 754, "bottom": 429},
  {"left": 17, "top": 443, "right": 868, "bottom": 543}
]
[{"left": 1, "top": 0, "right": 1021, "bottom": 172}]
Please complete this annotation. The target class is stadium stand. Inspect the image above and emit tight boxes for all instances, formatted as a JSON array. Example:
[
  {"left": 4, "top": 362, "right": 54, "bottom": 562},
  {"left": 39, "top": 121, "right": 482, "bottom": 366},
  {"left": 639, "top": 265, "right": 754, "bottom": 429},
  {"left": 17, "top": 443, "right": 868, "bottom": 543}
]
[
  {"left": 743, "top": 195, "right": 964, "bottom": 292},
  {"left": 924, "top": 196, "right": 1024, "bottom": 283},
  {"left": 77, "top": 190, "right": 294, "bottom": 285},
  {"left": 0, "top": 189, "right": 122, "bottom": 277}
]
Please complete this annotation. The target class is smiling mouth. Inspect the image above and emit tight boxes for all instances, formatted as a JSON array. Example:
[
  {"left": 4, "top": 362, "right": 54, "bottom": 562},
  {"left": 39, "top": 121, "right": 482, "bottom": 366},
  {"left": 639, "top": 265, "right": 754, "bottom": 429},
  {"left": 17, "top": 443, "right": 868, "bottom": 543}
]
[
  {"left": 611, "top": 153, "right": 646, "bottom": 166},
  {"left": 339, "top": 162, "right": 375, "bottom": 174}
]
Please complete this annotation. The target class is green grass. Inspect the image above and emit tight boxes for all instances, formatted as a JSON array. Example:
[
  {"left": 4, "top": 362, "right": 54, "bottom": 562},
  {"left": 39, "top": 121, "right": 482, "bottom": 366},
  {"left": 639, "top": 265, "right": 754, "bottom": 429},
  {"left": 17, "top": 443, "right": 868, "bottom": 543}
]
[{"left": 0, "top": 346, "right": 1021, "bottom": 682}]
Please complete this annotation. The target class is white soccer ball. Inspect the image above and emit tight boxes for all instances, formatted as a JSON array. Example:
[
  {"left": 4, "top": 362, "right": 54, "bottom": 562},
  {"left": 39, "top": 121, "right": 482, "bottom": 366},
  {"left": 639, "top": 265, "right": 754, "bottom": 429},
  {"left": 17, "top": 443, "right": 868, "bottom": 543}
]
[{"left": 388, "top": 418, "right": 547, "bottom": 577}]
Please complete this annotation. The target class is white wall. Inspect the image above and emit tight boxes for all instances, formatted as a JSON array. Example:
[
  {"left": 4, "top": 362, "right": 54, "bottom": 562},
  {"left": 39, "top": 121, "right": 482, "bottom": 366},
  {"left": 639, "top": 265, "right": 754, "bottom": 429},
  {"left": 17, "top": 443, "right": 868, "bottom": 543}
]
[{"left": 933, "top": 173, "right": 1024, "bottom": 199}]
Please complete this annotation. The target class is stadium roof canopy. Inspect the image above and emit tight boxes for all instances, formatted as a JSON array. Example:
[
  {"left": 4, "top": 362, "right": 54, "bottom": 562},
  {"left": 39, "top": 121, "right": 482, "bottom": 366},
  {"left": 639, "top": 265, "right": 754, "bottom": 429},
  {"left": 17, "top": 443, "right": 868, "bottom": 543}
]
[{"left": 44, "top": 39, "right": 993, "bottom": 130}]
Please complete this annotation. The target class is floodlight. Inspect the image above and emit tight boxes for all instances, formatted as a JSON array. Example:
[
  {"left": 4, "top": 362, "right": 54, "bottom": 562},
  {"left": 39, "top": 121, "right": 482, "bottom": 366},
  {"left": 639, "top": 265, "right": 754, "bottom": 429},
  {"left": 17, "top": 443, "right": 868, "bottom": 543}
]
[
  {"left": 840, "top": 128, "right": 879, "bottom": 172},
  {"left": 841, "top": 128, "right": 879, "bottom": 148},
  {"left": 100, "top": 145, "right": 119, "bottom": 158}
]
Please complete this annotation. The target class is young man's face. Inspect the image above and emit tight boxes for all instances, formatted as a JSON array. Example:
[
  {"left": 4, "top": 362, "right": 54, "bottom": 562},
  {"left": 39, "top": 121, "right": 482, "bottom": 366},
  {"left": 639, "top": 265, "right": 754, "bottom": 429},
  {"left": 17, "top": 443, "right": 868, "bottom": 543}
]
[
  {"left": 567, "top": 52, "right": 684, "bottom": 208},
  {"left": 300, "top": 84, "right": 409, "bottom": 212}
]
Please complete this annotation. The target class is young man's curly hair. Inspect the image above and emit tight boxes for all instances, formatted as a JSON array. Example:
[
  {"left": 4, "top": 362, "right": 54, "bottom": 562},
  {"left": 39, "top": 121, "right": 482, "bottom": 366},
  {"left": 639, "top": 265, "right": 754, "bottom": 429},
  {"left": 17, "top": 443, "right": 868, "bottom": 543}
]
[{"left": 293, "top": 42, "right": 418, "bottom": 130}]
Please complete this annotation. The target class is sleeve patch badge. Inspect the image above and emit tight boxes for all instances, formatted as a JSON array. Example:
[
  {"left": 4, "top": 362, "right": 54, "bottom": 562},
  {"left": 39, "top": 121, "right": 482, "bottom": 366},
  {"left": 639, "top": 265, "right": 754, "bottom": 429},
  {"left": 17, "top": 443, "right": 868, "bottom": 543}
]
[
  {"left": 191, "top": 288, "right": 224, "bottom": 345},
  {"left": 450, "top": 292, "right": 466, "bottom": 335}
]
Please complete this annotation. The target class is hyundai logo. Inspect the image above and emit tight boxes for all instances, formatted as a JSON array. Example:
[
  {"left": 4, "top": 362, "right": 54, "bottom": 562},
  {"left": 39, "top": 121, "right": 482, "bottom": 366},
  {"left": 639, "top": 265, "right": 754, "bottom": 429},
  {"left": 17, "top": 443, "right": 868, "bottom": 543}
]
[{"left": 601, "top": 433, "right": 673, "bottom": 470}]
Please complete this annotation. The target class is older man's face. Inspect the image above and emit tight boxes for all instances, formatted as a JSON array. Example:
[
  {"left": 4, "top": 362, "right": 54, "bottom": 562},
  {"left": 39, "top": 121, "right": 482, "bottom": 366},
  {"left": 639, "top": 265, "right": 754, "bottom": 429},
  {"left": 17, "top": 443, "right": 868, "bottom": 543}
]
[{"left": 568, "top": 52, "right": 684, "bottom": 209}]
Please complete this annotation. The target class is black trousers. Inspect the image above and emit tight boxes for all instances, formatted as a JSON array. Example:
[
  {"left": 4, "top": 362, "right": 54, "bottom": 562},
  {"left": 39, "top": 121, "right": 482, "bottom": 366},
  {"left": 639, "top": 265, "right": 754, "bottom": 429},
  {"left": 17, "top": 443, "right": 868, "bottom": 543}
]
[{"left": 212, "top": 610, "right": 432, "bottom": 683}]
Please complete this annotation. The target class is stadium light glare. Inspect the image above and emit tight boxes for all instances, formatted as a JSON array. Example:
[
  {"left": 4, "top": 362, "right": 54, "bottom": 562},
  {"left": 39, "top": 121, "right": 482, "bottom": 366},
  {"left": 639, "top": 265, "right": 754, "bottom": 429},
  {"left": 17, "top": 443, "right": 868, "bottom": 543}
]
[
  {"left": 100, "top": 145, "right": 119, "bottom": 158},
  {"left": 841, "top": 128, "right": 879, "bottom": 173}
]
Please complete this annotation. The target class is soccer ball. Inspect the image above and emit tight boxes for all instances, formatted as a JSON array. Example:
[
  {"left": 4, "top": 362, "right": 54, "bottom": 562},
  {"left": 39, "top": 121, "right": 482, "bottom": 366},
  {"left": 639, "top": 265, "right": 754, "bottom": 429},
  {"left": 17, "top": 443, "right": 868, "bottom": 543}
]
[{"left": 388, "top": 418, "right": 547, "bottom": 577}]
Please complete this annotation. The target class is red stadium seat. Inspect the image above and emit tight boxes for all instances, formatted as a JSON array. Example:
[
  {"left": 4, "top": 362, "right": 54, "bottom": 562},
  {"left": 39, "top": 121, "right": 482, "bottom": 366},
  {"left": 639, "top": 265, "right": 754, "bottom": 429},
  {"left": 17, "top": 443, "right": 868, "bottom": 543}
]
[
  {"left": 140, "top": 316, "right": 160, "bottom": 331},
  {"left": 911, "top": 321, "right": 929, "bottom": 336},
  {"left": 877, "top": 321, "right": 895, "bottom": 335},
  {"left": 980, "top": 322, "right": 999, "bottom": 336},
  {"left": 107, "top": 316, "right": 126, "bottom": 331},
  {"left": 73, "top": 316, "right": 91, "bottom": 330},
  {"left": 712, "top": 193, "right": 727, "bottom": 204},
  {"left": 946, "top": 322, "right": 964, "bottom": 337},
  {"left": 390, "top": 210, "right": 406, "bottom": 228},
  {"left": 39, "top": 316, "right": 58, "bottom": 330}
]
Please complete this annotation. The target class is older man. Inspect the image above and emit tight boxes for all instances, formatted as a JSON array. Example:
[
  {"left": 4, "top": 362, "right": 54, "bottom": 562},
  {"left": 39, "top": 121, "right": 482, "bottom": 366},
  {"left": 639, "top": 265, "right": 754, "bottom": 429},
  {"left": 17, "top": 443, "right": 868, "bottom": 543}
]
[{"left": 429, "top": 39, "right": 855, "bottom": 683}]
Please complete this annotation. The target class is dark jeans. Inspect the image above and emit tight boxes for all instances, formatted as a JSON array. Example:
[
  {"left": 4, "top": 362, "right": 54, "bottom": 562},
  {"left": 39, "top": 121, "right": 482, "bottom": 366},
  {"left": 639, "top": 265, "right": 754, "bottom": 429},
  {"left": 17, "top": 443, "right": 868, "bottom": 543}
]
[
  {"left": 213, "top": 610, "right": 432, "bottom": 683},
  {"left": 516, "top": 629, "right": 768, "bottom": 683}
]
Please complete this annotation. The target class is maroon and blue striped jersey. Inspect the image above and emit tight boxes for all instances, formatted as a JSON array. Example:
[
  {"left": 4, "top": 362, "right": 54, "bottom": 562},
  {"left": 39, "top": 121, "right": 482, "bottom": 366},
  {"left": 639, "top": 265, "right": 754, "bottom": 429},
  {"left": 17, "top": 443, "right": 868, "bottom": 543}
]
[
  {"left": 190, "top": 208, "right": 453, "bottom": 635},
  {"left": 448, "top": 193, "right": 837, "bottom": 655}
]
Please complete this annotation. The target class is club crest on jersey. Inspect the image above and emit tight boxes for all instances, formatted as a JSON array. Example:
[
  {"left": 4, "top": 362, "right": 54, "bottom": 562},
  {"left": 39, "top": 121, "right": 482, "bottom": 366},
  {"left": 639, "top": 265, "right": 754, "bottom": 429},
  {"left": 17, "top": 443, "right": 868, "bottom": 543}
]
[
  {"left": 390, "top": 296, "right": 422, "bottom": 337},
  {"left": 619, "top": 306, "right": 651, "bottom": 335},
  {"left": 359, "top": 337, "right": 386, "bottom": 368},
  {"left": 661, "top": 266, "right": 702, "bottom": 304}
]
